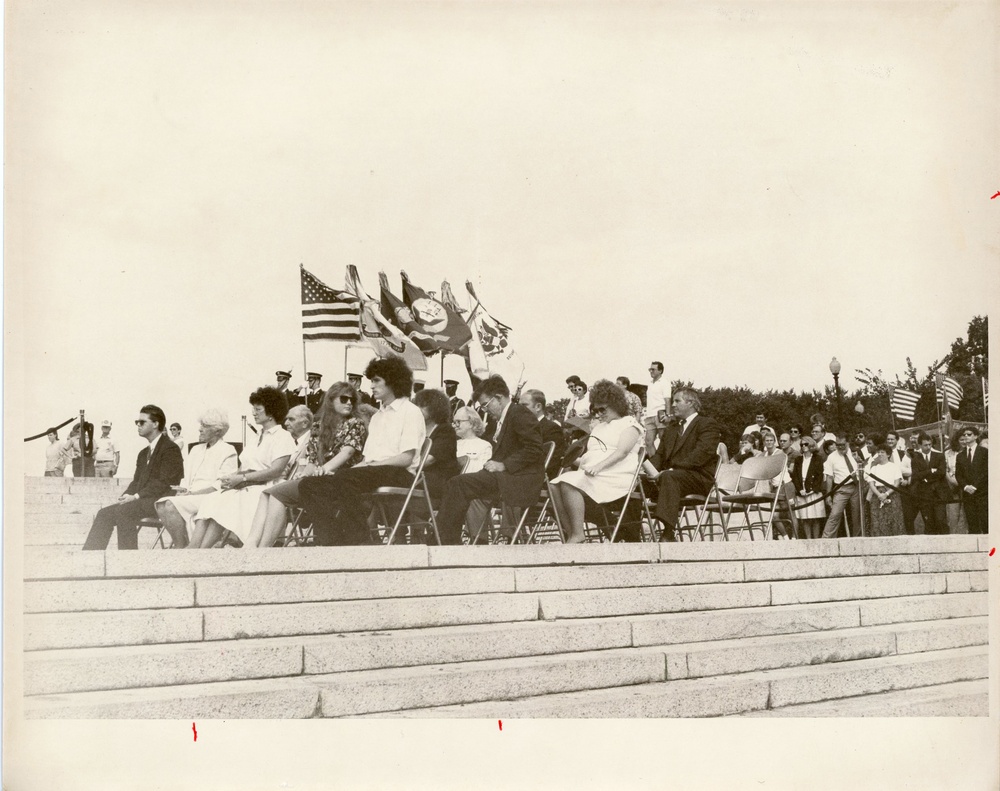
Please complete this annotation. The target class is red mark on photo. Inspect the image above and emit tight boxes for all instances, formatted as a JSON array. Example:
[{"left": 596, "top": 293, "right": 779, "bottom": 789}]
[
  {"left": 992, "top": 192, "right": 1000, "bottom": 200},
  {"left": 990, "top": 547, "right": 995, "bottom": 557},
  {"left": 192, "top": 722, "right": 198, "bottom": 742},
  {"left": 498, "top": 720, "right": 503, "bottom": 731}
]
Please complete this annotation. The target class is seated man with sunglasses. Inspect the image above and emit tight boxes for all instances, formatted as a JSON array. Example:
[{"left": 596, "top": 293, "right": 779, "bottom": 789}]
[{"left": 82, "top": 404, "right": 184, "bottom": 550}]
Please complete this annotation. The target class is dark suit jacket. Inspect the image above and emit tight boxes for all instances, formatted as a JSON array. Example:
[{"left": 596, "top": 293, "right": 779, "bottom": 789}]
[
  {"left": 910, "top": 448, "right": 949, "bottom": 500},
  {"left": 956, "top": 444, "right": 988, "bottom": 499},
  {"left": 305, "top": 389, "right": 325, "bottom": 413},
  {"left": 650, "top": 414, "right": 721, "bottom": 486},
  {"left": 123, "top": 435, "right": 184, "bottom": 500},
  {"left": 538, "top": 416, "right": 567, "bottom": 479},
  {"left": 791, "top": 453, "right": 824, "bottom": 494},
  {"left": 489, "top": 403, "right": 545, "bottom": 507}
]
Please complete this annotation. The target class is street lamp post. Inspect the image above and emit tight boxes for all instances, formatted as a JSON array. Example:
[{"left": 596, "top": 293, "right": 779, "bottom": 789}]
[{"left": 829, "top": 357, "right": 843, "bottom": 427}]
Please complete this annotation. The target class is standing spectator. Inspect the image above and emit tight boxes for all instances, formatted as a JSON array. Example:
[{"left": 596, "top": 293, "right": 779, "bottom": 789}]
[
  {"left": 615, "top": 377, "right": 645, "bottom": 424},
  {"left": 565, "top": 376, "right": 590, "bottom": 420},
  {"left": 169, "top": 422, "right": 188, "bottom": 461},
  {"left": 778, "top": 432, "right": 799, "bottom": 461},
  {"left": 453, "top": 406, "right": 493, "bottom": 473},
  {"left": 644, "top": 361, "right": 670, "bottom": 455},
  {"left": 93, "top": 420, "right": 120, "bottom": 478},
  {"left": 276, "top": 369, "right": 303, "bottom": 408},
  {"left": 742, "top": 413, "right": 776, "bottom": 440},
  {"left": 82, "top": 405, "right": 184, "bottom": 550},
  {"left": 298, "top": 357, "right": 426, "bottom": 546},
  {"left": 911, "top": 431, "right": 949, "bottom": 535},
  {"left": 821, "top": 433, "right": 862, "bottom": 539},
  {"left": 518, "top": 389, "right": 567, "bottom": 478},
  {"left": 645, "top": 387, "right": 721, "bottom": 543},
  {"left": 298, "top": 372, "right": 326, "bottom": 413},
  {"left": 44, "top": 429, "right": 70, "bottom": 477},
  {"left": 348, "top": 372, "right": 378, "bottom": 408},
  {"left": 866, "top": 442, "right": 904, "bottom": 537},
  {"left": 790, "top": 436, "right": 826, "bottom": 539},
  {"left": 944, "top": 429, "right": 967, "bottom": 532},
  {"left": 445, "top": 379, "right": 465, "bottom": 418},
  {"left": 956, "top": 426, "right": 988, "bottom": 534},
  {"left": 787, "top": 425, "right": 804, "bottom": 454}
]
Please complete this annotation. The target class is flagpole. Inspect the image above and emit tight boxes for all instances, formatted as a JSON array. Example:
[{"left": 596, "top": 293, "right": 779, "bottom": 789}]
[
  {"left": 440, "top": 353, "right": 445, "bottom": 388},
  {"left": 982, "top": 376, "right": 988, "bottom": 421},
  {"left": 344, "top": 343, "right": 349, "bottom": 381}
]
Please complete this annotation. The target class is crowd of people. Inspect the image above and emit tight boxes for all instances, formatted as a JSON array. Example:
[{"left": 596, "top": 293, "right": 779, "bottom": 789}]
[{"left": 75, "top": 357, "right": 989, "bottom": 551}]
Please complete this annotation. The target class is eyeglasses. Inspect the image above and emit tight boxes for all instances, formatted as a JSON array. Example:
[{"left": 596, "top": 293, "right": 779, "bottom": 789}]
[
  {"left": 134, "top": 419, "right": 150, "bottom": 426},
  {"left": 453, "top": 418, "right": 471, "bottom": 426},
  {"left": 336, "top": 395, "right": 353, "bottom": 405},
  {"left": 593, "top": 406, "right": 608, "bottom": 417},
  {"left": 479, "top": 395, "right": 498, "bottom": 410},
  {"left": 789, "top": 429, "right": 800, "bottom": 435}
]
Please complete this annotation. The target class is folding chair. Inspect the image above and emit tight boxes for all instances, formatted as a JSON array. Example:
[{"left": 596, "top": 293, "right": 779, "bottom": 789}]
[
  {"left": 281, "top": 507, "right": 315, "bottom": 547},
  {"left": 693, "top": 462, "right": 744, "bottom": 541},
  {"left": 675, "top": 447, "right": 727, "bottom": 541},
  {"left": 592, "top": 447, "right": 656, "bottom": 543},
  {"left": 718, "top": 452, "right": 789, "bottom": 541},
  {"left": 137, "top": 517, "right": 171, "bottom": 548},
  {"left": 369, "top": 438, "right": 438, "bottom": 545},
  {"left": 468, "top": 443, "right": 556, "bottom": 545},
  {"left": 509, "top": 443, "right": 561, "bottom": 544}
]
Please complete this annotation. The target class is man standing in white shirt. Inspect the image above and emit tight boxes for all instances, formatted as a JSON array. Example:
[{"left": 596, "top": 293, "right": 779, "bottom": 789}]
[
  {"left": 821, "top": 433, "right": 862, "bottom": 538},
  {"left": 645, "top": 361, "right": 671, "bottom": 455},
  {"left": 93, "top": 420, "right": 120, "bottom": 477},
  {"left": 299, "top": 357, "right": 426, "bottom": 546}
]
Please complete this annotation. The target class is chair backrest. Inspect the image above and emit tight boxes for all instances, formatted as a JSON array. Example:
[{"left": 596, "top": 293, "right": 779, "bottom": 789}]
[
  {"left": 540, "top": 441, "right": 556, "bottom": 480},
  {"left": 735, "top": 452, "right": 788, "bottom": 492},
  {"left": 412, "top": 436, "right": 434, "bottom": 481},
  {"left": 714, "top": 462, "right": 743, "bottom": 494},
  {"left": 456, "top": 455, "right": 471, "bottom": 474},
  {"left": 716, "top": 441, "right": 730, "bottom": 465}
]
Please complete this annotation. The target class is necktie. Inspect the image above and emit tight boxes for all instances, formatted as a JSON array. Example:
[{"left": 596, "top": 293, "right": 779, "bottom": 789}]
[
  {"left": 844, "top": 453, "right": 855, "bottom": 475},
  {"left": 968, "top": 448, "right": 973, "bottom": 464}
]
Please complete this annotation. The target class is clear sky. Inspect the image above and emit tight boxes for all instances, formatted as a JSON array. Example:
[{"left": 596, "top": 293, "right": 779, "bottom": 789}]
[{"left": 8, "top": 0, "right": 996, "bottom": 473}]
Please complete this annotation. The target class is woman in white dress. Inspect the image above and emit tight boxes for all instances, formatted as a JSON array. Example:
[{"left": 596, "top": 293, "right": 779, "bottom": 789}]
[
  {"left": 790, "top": 437, "right": 827, "bottom": 538},
  {"left": 189, "top": 387, "right": 296, "bottom": 549},
  {"left": 154, "top": 409, "right": 238, "bottom": 547},
  {"left": 551, "top": 380, "right": 643, "bottom": 544},
  {"left": 452, "top": 406, "right": 493, "bottom": 473}
]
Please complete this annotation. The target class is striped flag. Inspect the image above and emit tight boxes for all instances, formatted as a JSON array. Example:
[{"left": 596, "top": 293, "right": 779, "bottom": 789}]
[
  {"left": 983, "top": 377, "right": 988, "bottom": 412},
  {"left": 934, "top": 374, "right": 963, "bottom": 411},
  {"left": 300, "top": 266, "right": 360, "bottom": 342},
  {"left": 888, "top": 386, "right": 920, "bottom": 422}
]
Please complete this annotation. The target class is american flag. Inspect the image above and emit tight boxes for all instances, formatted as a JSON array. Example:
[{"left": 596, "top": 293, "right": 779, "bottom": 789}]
[
  {"left": 888, "top": 386, "right": 920, "bottom": 421},
  {"left": 982, "top": 377, "right": 988, "bottom": 411},
  {"left": 934, "top": 374, "right": 963, "bottom": 411},
  {"left": 301, "top": 267, "right": 360, "bottom": 342}
]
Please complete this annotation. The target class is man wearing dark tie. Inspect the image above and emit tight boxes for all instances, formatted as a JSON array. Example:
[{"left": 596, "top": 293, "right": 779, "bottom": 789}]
[
  {"left": 518, "top": 388, "right": 567, "bottom": 478},
  {"left": 822, "top": 433, "right": 862, "bottom": 538},
  {"left": 435, "top": 375, "right": 545, "bottom": 544},
  {"left": 82, "top": 404, "right": 184, "bottom": 550},
  {"left": 956, "top": 426, "right": 989, "bottom": 534},
  {"left": 646, "top": 387, "right": 721, "bottom": 542},
  {"left": 910, "top": 432, "right": 949, "bottom": 535}
]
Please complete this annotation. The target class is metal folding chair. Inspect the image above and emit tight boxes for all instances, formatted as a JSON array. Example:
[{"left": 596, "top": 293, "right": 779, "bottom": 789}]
[
  {"left": 281, "top": 507, "right": 315, "bottom": 547},
  {"left": 469, "top": 443, "right": 556, "bottom": 545},
  {"left": 718, "top": 452, "right": 789, "bottom": 541},
  {"left": 693, "top": 462, "right": 744, "bottom": 541},
  {"left": 591, "top": 447, "right": 656, "bottom": 543},
  {"left": 675, "top": 448, "right": 726, "bottom": 541},
  {"left": 369, "top": 438, "right": 439, "bottom": 545},
  {"left": 137, "top": 517, "right": 171, "bottom": 548}
]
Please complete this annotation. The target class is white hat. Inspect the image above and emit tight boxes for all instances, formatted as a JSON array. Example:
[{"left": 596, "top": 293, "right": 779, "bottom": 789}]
[{"left": 101, "top": 420, "right": 112, "bottom": 427}]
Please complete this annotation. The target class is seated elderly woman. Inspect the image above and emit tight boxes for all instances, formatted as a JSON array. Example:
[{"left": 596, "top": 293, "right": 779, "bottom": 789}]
[
  {"left": 412, "top": 388, "right": 461, "bottom": 503},
  {"left": 189, "top": 386, "right": 296, "bottom": 549},
  {"left": 154, "top": 409, "right": 238, "bottom": 548},
  {"left": 243, "top": 382, "right": 368, "bottom": 548},
  {"left": 550, "top": 379, "right": 643, "bottom": 544},
  {"left": 452, "top": 405, "right": 493, "bottom": 473}
]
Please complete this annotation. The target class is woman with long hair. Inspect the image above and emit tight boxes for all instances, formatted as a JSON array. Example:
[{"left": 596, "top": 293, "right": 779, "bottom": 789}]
[{"left": 244, "top": 381, "right": 368, "bottom": 548}]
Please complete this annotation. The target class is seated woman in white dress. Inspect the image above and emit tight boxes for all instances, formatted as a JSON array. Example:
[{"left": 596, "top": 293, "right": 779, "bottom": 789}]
[
  {"left": 154, "top": 409, "right": 238, "bottom": 547},
  {"left": 550, "top": 379, "right": 643, "bottom": 544},
  {"left": 244, "top": 382, "right": 368, "bottom": 548},
  {"left": 189, "top": 387, "right": 296, "bottom": 549},
  {"left": 453, "top": 406, "right": 493, "bottom": 473}
]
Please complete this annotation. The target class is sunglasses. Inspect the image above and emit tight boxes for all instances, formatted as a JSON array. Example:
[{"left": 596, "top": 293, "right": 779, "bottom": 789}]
[
  {"left": 135, "top": 419, "right": 151, "bottom": 426},
  {"left": 336, "top": 395, "right": 353, "bottom": 405},
  {"left": 593, "top": 406, "right": 608, "bottom": 416}
]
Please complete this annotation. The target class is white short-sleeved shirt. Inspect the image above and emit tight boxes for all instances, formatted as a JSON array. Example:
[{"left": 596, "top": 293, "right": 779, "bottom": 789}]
[
  {"left": 457, "top": 436, "right": 493, "bottom": 473},
  {"left": 646, "top": 377, "right": 670, "bottom": 417},
  {"left": 362, "top": 397, "right": 427, "bottom": 474},
  {"left": 183, "top": 441, "right": 239, "bottom": 491},
  {"left": 241, "top": 424, "right": 296, "bottom": 472},
  {"left": 93, "top": 436, "right": 119, "bottom": 462},
  {"left": 823, "top": 451, "right": 858, "bottom": 485}
]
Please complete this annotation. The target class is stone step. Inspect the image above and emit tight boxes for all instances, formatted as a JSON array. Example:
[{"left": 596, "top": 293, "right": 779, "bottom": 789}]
[
  {"left": 25, "top": 591, "right": 542, "bottom": 650},
  {"left": 378, "top": 645, "right": 989, "bottom": 717},
  {"left": 24, "top": 611, "right": 985, "bottom": 697},
  {"left": 24, "top": 503, "right": 100, "bottom": 517},
  {"left": 25, "top": 511, "right": 95, "bottom": 526},
  {"left": 31, "top": 493, "right": 117, "bottom": 505},
  {"left": 737, "top": 678, "right": 989, "bottom": 717},
  {"left": 25, "top": 577, "right": 197, "bottom": 613},
  {"left": 25, "top": 617, "right": 633, "bottom": 695},
  {"left": 25, "top": 646, "right": 668, "bottom": 719},
  {"left": 25, "top": 526, "right": 93, "bottom": 546}
]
